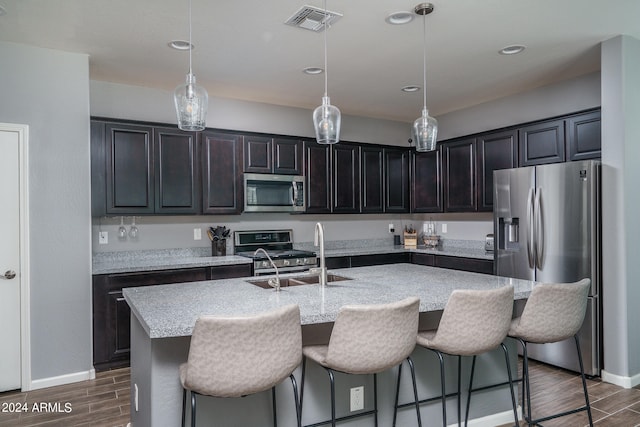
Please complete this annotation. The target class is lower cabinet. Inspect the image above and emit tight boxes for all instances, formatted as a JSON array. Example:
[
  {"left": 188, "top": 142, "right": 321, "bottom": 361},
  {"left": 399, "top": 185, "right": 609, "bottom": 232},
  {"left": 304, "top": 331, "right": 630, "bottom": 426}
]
[
  {"left": 433, "top": 255, "right": 494, "bottom": 274},
  {"left": 92, "top": 264, "right": 252, "bottom": 371},
  {"left": 327, "top": 252, "right": 492, "bottom": 274}
]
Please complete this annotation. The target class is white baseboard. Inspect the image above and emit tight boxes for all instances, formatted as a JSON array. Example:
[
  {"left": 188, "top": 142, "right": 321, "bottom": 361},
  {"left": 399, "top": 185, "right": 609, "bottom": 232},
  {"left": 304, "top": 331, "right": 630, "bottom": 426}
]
[
  {"left": 460, "top": 406, "right": 522, "bottom": 427},
  {"left": 601, "top": 369, "right": 640, "bottom": 389},
  {"left": 27, "top": 368, "right": 96, "bottom": 391}
]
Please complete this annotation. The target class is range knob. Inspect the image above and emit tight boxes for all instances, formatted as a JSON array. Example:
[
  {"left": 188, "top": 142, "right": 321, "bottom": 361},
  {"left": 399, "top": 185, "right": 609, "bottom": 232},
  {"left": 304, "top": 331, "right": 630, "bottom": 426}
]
[
  {"left": 283, "top": 259, "right": 290, "bottom": 266},
  {"left": 296, "top": 258, "right": 303, "bottom": 265},
  {"left": 261, "top": 261, "right": 270, "bottom": 268}
]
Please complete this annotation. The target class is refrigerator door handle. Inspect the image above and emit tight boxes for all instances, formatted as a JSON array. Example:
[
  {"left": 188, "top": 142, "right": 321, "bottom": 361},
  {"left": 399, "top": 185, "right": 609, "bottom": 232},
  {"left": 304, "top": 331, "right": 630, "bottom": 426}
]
[
  {"left": 535, "top": 187, "right": 544, "bottom": 270},
  {"left": 527, "top": 187, "right": 535, "bottom": 268}
]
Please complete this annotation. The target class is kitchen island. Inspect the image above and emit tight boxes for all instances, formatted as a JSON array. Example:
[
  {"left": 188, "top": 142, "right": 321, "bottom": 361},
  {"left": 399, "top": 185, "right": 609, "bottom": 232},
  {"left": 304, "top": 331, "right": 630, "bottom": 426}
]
[{"left": 124, "top": 263, "right": 533, "bottom": 427}]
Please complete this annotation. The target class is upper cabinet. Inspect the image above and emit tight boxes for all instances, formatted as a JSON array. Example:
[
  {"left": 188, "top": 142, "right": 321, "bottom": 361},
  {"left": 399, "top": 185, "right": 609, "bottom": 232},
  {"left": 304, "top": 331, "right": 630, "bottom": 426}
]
[
  {"left": 153, "top": 127, "right": 199, "bottom": 214},
  {"left": 567, "top": 110, "right": 601, "bottom": 161},
  {"left": 201, "top": 131, "right": 243, "bottom": 215},
  {"left": 360, "top": 145, "right": 384, "bottom": 213},
  {"left": 476, "top": 130, "right": 518, "bottom": 212},
  {"left": 443, "top": 138, "right": 477, "bottom": 212},
  {"left": 384, "top": 147, "right": 410, "bottom": 213},
  {"left": 91, "top": 120, "right": 198, "bottom": 216},
  {"left": 244, "top": 136, "right": 303, "bottom": 175},
  {"left": 411, "top": 148, "right": 442, "bottom": 213},
  {"left": 304, "top": 141, "right": 332, "bottom": 214},
  {"left": 332, "top": 143, "right": 361, "bottom": 213},
  {"left": 518, "top": 119, "right": 566, "bottom": 166},
  {"left": 105, "top": 122, "right": 154, "bottom": 215}
]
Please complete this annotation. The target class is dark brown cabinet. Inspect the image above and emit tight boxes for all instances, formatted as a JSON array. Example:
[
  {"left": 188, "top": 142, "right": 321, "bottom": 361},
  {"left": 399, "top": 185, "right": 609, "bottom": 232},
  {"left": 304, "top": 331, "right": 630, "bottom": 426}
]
[
  {"left": 104, "top": 122, "right": 154, "bottom": 214},
  {"left": 92, "top": 268, "right": 207, "bottom": 371},
  {"left": 476, "top": 130, "right": 518, "bottom": 211},
  {"left": 385, "top": 148, "right": 410, "bottom": 213},
  {"left": 153, "top": 127, "right": 199, "bottom": 214},
  {"left": 518, "top": 119, "right": 565, "bottom": 166},
  {"left": 201, "top": 131, "right": 244, "bottom": 214},
  {"left": 92, "top": 264, "right": 252, "bottom": 371},
  {"left": 244, "top": 136, "right": 303, "bottom": 175},
  {"left": 92, "top": 120, "right": 199, "bottom": 215},
  {"left": 433, "top": 255, "right": 493, "bottom": 274},
  {"left": 567, "top": 110, "right": 601, "bottom": 161},
  {"left": 332, "top": 143, "right": 361, "bottom": 213},
  {"left": 443, "top": 138, "right": 477, "bottom": 212},
  {"left": 361, "top": 146, "right": 384, "bottom": 213},
  {"left": 304, "top": 141, "right": 332, "bottom": 213},
  {"left": 411, "top": 148, "right": 442, "bottom": 213}
]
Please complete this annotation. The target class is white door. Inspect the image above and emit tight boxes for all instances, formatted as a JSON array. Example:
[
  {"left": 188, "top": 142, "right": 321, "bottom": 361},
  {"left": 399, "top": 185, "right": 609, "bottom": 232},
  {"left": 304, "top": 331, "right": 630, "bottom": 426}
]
[{"left": 0, "top": 127, "right": 22, "bottom": 391}]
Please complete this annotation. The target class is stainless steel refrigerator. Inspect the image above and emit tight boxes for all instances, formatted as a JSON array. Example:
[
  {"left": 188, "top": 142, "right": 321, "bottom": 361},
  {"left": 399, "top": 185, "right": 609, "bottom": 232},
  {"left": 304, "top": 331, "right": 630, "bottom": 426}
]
[{"left": 494, "top": 160, "right": 601, "bottom": 376}]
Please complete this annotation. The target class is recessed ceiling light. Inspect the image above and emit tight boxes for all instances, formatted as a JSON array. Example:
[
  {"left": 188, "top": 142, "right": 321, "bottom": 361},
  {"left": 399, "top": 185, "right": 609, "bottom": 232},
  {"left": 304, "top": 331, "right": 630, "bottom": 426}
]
[
  {"left": 0, "top": 5, "right": 7, "bottom": 16},
  {"left": 402, "top": 85, "right": 421, "bottom": 93},
  {"left": 168, "top": 40, "right": 193, "bottom": 51},
  {"left": 303, "top": 67, "right": 324, "bottom": 75},
  {"left": 385, "top": 11, "right": 414, "bottom": 25},
  {"left": 499, "top": 45, "right": 526, "bottom": 55}
]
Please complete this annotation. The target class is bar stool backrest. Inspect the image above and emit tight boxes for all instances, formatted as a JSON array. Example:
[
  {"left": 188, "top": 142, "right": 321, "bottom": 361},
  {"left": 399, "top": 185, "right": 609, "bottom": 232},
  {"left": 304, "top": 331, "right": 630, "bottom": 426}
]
[
  {"left": 429, "top": 286, "right": 514, "bottom": 356},
  {"left": 182, "top": 304, "right": 302, "bottom": 397},
  {"left": 510, "top": 278, "right": 591, "bottom": 344},
  {"left": 324, "top": 297, "right": 420, "bottom": 374}
]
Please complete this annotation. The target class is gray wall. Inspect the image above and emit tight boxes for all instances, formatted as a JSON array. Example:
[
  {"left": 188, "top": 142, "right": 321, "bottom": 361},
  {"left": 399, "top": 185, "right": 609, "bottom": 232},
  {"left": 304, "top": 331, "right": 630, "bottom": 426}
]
[
  {"left": 437, "top": 72, "right": 601, "bottom": 140},
  {"left": 90, "top": 81, "right": 411, "bottom": 146},
  {"left": 601, "top": 35, "right": 640, "bottom": 380},
  {"left": 0, "top": 42, "right": 93, "bottom": 381}
]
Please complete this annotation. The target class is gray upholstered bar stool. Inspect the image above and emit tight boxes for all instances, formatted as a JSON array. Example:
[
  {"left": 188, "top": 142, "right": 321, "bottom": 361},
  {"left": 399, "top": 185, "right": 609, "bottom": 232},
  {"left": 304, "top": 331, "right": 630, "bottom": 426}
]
[
  {"left": 300, "top": 296, "right": 420, "bottom": 427},
  {"left": 179, "top": 304, "right": 303, "bottom": 427},
  {"left": 393, "top": 286, "right": 518, "bottom": 427},
  {"left": 508, "top": 278, "right": 593, "bottom": 426}
]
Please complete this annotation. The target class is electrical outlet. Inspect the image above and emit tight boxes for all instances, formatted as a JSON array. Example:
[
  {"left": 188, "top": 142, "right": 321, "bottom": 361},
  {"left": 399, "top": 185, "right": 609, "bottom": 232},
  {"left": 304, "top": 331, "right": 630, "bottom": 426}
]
[
  {"left": 134, "top": 383, "right": 139, "bottom": 412},
  {"left": 350, "top": 386, "right": 364, "bottom": 411},
  {"left": 441, "top": 223, "right": 448, "bottom": 233},
  {"left": 388, "top": 223, "right": 395, "bottom": 233},
  {"left": 193, "top": 228, "right": 202, "bottom": 240},
  {"left": 98, "top": 231, "right": 108, "bottom": 244}
]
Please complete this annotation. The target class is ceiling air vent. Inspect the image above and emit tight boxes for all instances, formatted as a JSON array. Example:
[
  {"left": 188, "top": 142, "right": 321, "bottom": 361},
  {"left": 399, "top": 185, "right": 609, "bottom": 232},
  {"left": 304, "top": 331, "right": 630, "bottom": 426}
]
[{"left": 284, "top": 5, "right": 343, "bottom": 32}]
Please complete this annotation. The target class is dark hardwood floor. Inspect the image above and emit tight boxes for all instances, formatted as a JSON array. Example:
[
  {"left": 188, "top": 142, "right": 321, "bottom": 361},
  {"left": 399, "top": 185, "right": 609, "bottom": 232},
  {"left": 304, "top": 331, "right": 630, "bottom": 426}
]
[{"left": 1, "top": 360, "right": 639, "bottom": 426}]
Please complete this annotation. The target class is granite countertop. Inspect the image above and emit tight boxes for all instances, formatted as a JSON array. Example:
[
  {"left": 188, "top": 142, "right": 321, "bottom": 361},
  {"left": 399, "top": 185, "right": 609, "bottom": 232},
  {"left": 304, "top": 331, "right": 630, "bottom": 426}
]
[
  {"left": 92, "top": 247, "right": 252, "bottom": 275},
  {"left": 93, "top": 239, "right": 493, "bottom": 275},
  {"left": 123, "top": 263, "right": 534, "bottom": 339}
]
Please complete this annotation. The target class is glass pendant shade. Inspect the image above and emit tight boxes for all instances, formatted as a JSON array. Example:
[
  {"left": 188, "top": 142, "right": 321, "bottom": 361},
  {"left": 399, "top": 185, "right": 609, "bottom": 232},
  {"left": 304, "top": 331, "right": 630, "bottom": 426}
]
[
  {"left": 412, "top": 107, "right": 438, "bottom": 152},
  {"left": 174, "top": 73, "right": 208, "bottom": 131},
  {"left": 313, "top": 96, "right": 341, "bottom": 144}
]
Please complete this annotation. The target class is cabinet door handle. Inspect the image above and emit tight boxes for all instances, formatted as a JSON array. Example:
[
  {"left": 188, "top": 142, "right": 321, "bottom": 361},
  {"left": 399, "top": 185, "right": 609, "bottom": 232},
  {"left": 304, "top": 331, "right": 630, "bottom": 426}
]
[{"left": 3, "top": 270, "right": 16, "bottom": 280}]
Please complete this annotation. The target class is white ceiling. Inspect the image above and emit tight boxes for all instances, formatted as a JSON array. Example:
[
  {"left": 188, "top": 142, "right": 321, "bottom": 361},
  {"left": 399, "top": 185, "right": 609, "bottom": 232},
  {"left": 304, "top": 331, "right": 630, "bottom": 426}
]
[{"left": 1, "top": 0, "right": 638, "bottom": 122}]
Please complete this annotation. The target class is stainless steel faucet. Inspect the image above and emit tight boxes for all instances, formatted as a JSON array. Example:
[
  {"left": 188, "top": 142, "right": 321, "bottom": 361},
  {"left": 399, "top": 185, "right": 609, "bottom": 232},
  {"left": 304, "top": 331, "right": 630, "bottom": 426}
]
[
  {"left": 253, "top": 248, "right": 281, "bottom": 291},
  {"left": 310, "top": 222, "right": 327, "bottom": 287}
]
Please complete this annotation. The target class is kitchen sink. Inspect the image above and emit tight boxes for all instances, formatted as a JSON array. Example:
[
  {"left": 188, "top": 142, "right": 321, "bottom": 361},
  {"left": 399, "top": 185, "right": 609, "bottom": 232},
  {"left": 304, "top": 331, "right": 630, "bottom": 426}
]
[{"left": 246, "top": 273, "right": 351, "bottom": 289}]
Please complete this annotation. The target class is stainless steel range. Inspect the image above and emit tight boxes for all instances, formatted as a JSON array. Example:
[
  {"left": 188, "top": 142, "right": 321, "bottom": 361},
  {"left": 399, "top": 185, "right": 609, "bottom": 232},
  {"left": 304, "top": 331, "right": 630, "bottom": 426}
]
[{"left": 234, "top": 230, "right": 317, "bottom": 275}]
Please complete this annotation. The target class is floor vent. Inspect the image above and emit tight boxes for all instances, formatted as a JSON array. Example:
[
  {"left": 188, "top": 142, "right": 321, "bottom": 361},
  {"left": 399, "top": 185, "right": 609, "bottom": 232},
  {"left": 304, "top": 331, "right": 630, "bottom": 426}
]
[{"left": 284, "top": 5, "right": 343, "bottom": 32}]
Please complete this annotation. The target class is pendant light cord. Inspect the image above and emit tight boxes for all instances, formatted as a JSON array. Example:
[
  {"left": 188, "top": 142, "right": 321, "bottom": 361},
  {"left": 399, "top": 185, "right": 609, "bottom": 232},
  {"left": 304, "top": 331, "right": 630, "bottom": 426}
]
[
  {"left": 422, "top": 10, "right": 427, "bottom": 110},
  {"left": 323, "top": 0, "right": 328, "bottom": 97},
  {"left": 188, "top": 0, "right": 193, "bottom": 75}
]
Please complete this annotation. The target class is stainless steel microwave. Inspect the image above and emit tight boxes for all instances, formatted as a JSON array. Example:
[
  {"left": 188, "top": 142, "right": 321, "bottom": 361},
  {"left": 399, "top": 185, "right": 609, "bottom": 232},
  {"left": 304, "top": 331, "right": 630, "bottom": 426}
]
[{"left": 244, "top": 173, "right": 305, "bottom": 212}]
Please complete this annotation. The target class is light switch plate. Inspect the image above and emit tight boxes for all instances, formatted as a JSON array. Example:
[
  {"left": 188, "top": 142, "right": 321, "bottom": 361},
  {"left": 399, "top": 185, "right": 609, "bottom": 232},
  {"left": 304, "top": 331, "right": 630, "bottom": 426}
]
[
  {"left": 193, "top": 228, "right": 202, "bottom": 240},
  {"left": 350, "top": 386, "right": 364, "bottom": 411},
  {"left": 98, "top": 231, "right": 108, "bottom": 244}
]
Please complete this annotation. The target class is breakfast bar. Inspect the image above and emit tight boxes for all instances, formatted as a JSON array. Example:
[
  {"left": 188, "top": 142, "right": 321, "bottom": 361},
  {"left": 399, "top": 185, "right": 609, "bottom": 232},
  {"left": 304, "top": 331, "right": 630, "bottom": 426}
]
[{"left": 124, "top": 263, "right": 535, "bottom": 427}]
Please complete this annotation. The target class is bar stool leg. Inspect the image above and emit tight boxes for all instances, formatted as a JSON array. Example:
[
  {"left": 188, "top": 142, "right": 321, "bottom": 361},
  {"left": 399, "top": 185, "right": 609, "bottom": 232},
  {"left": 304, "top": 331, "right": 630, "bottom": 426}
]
[
  {"left": 575, "top": 335, "right": 594, "bottom": 427},
  {"left": 464, "top": 356, "right": 477, "bottom": 427},
  {"left": 181, "top": 388, "right": 187, "bottom": 427},
  {"left": 392, "top": 360, "right": 403, "bottom": 427},
  {"left": 328, "top": 368, "right": 337, "bottom": 427},
  {"left": 434, "top": 350, "right": 447, "bottom": 427},
  {"left": 272, "top": 386, "right": 278, "bottom": 427},
  {"left": 407, "top": 357, "right": 422, "bottom": 427},
  {"left": 373, "top": 373, "right": 379, "bottom": 427},
  {"left": 500, "top": 343, "right": 519, "bottom": 426},
  {"left": 190, "top": 391, "right": 197, "bottom": 427},
  {"left": 289, "top": 374, "right": 302, "bottom": 427}
]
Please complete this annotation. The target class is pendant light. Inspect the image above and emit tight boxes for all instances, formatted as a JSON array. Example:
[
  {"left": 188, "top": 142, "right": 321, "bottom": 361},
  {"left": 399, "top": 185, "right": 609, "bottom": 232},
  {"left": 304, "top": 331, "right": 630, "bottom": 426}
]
[
  {"left": 174, "top": 0, "right": 208, "bottom": 131},
  {"left": 412, "top": 3, "right": 437, "bottom": 152},
  {"left": 312, "top": 0, "right": 341, "bottom": 145}
]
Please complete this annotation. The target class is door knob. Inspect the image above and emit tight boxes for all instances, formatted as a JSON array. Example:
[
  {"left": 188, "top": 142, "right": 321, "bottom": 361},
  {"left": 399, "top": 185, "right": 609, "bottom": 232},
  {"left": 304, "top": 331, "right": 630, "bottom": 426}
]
[{"left": 3, "top": 270, "right": 16, "bottom": 280}]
